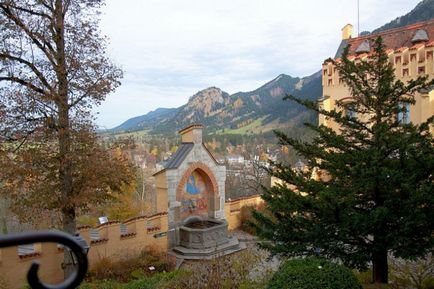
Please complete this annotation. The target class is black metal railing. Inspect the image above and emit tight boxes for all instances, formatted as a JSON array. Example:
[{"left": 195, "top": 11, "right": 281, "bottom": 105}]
[{"left": 0, "top": 231, "right": 88, "bottom": 289}]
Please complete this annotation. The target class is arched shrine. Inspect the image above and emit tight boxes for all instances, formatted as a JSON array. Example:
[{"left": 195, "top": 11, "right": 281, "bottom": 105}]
[{"left": 153, "top": 124, "right": 244, "bottom": 258}]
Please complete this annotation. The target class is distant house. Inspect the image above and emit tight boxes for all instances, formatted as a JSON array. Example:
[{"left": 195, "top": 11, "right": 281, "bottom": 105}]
[
  {"left": 155, "top": 161, "right": 167, "bottom": 172},
  {"left": 226, "top": 154, "right": 244, "bottom": 165}
]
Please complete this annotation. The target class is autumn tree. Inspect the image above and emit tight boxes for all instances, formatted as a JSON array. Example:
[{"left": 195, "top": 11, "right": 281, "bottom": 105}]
[
  {"left": 1, "top": 128, "right": 135, "bottom": 226},
  {"left": 252, "top": 38, "right": 434, "bottom": 285},
  {"left": 0, "top": 0, "right": 133, "bottom": 234}
]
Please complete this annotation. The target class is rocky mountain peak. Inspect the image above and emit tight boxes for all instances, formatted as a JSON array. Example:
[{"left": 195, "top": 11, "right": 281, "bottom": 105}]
[
  {"left": 185, "top": 87, "right": 230, "bottom": 116},
  {"left": 188, "top": 87, "right": 226, "bottom": 100}
]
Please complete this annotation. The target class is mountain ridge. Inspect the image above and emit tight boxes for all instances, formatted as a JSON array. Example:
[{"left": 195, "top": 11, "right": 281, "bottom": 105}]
[
  {"left": 112, "top": 71, "right": 321, "bottom": 135},
  {"left": 372, "top": 0, "right": 434, "bottom": 34}
]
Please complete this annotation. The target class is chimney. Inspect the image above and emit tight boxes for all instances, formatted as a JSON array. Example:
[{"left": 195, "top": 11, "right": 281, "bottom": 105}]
[
  {"left": 179, "top": 124, "right": 204, "bottom": 144},
  {"left": 342, "top": 24, "right": 353, "bottom": 40}
]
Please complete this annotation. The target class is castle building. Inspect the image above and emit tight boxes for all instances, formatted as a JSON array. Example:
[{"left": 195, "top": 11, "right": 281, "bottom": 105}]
[{"left": 320, "top": 20, "right": 434, "bottom": 133}]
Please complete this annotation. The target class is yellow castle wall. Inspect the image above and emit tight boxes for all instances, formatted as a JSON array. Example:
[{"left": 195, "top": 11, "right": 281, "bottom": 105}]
[
  {"left": 225, "top": 195, "right": 264, "bottom": 231},
  {"left": 321, "top": 44, "right": 434, "bottom": 132},
  {"left": 0, "top": 213, "right": 168, "bottom": 289}
]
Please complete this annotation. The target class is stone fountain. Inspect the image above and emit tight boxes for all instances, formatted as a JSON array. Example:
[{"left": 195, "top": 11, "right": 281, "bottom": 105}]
[{"left": 153, "top": 124, "right": 245, "bottom": 260}]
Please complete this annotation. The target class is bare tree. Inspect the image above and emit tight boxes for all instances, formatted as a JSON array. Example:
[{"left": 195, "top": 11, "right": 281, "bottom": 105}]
[
  {"left": 135, "top": 166, "right": 156, "bottom": 215},
  {"left": 240, "top": 157, "right": 270, "bottom": 195},
  {"left": 390, "top": 254, "right": 434, "bottom": 289}
]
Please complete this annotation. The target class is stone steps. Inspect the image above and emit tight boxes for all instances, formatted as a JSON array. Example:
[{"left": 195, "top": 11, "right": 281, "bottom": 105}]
[{"left": 169, "top": 237, "right": 246, "bottom": 260}]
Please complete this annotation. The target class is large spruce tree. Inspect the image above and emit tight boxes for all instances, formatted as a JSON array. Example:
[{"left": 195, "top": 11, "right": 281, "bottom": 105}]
[{"left": 252, "top": 38, "right": 434, "bottom": 284}]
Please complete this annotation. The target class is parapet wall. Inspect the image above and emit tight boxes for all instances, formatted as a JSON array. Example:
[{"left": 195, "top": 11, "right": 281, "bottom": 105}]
[
  {"left": 0, "top": 241, "right": 64, "bottom": 289},
  {"left": 225, "top": 195, "right": 263, "bottom": 230},
  {"left": 0, "top": 213, "right": 169, "bottom": 289},
  {"left": 83, "top": 212, "right": 168, "bottom": 267},
  {"left": 0, "top": 195, "right": 263, "bottom": 289}
]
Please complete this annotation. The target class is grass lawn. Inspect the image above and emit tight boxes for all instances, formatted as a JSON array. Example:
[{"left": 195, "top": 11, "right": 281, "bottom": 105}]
[
  {"left": 216, "top": 116, "right": 268, "bottom": 135},
  {"left": 110, "top": 129, "right": 150, "bottom": 139}
]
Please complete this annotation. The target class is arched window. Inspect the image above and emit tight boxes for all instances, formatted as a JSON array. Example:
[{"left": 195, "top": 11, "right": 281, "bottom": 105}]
[
  {"left": 398, "top": 102, "right": 411, "bottom": 124},
  {"left": 345, "top": 103, "right": 357, "bottom": 119}
]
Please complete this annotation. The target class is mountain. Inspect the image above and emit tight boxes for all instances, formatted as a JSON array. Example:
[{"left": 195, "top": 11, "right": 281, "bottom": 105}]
[
  {"left": 113, "top": 107, "right": 177, "bottom": 132},
  {"left": 114, "top": 72, "right": 321, "bottom": 135},
  {"left": 372, "top": 0, "right": 434, "bottom": 34}
]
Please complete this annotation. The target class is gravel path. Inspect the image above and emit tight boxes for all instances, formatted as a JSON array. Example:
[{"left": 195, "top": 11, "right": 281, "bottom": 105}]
[{"left": 229, "top": 229, "right": 281, "bottom": 279}]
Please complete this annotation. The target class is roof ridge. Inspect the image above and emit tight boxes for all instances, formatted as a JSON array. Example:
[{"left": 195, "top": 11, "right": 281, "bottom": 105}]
[{"left": 352, "top": 18, "right": 434, "bottom": 42}]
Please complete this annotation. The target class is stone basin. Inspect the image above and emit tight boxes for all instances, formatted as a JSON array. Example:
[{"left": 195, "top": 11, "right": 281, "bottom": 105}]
[{"left": 179, "top": 218, "right": 229, "bottom": 249}]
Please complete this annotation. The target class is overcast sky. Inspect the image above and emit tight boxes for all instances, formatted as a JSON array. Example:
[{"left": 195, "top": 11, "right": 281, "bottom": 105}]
[{"left": 95, "top": 0, "right": 421, "bottom": 128}]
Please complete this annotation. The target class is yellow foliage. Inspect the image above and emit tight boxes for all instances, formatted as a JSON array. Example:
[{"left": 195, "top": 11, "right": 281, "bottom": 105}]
[
  {"left": 170, "top": 146, "right": 178, "bottom": 153},
  {"left": 233, "top": 97, "right": 244, "bottom": 109},
  {"left": 150, "top": 146, "right": 159, "bottom": 157}
]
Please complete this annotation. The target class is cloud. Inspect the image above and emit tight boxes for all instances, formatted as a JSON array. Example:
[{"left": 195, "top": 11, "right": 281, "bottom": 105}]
[{"left": 96, "top": 0, "right": 420, "bottom": 128}]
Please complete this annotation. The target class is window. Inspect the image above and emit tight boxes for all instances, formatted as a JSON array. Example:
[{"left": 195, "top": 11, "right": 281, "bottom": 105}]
[
  {"left": 410, "top": 54, "right": 416, "bottom": 62},
  {"left": 403, "top": 68, "right": 409, "bottom": 77},
  {"left": 328, "top": 79, "right": 333, "bottom": 86},
  {"left": 427, "top": 51, "right": 433, "bottom": 59},
  {"left": 345, "top": 104, "right": 357, "bottom": 119},
  {"left": 398, "top": 102, "right": 410, "bottom": 124},
  {"left": 418, "top": 66, "right": 425, "bottom": 75},
  {"left": 395, "top": 56, "right": 402, "bottom": 64}
]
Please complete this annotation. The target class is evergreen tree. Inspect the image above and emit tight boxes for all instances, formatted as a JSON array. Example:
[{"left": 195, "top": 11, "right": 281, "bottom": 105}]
[{"left": 252, "top": 38, "right": 434, "bottom": 284}]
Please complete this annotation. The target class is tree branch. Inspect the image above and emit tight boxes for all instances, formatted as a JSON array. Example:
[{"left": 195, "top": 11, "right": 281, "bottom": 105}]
[
  {"left": 0, "top": 3, "right": 57, "bottom": 67},
  {"left": 0, "top": 53, "right": 53, "bottom": 91},
  {"left": 0, "top": 76, "right": 46, "bottom": 94},
  {"left": 68, "top": 73, "right": 107, "bottom": 108},
  {"left": 4, "top": 3, "right": 52, "bottom": 19}
]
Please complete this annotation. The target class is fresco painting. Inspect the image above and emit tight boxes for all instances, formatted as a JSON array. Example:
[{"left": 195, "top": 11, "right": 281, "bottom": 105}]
[{"left": 181, "top": 170, "right": 209, "bottom": 219}]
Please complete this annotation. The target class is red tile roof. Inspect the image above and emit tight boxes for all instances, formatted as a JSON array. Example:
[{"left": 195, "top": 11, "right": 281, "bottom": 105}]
[
  {"left": 410, "top": 43, "right": 425, "bottom": 50},
  {"left": 345, "top": 19, "right": 434, "bottom": 56},
  {"left": 396, "top": 47, "right": 409, "bottom": 53},
  {"left": 385, "top": 48, "right": 394, "bottom": 54}
]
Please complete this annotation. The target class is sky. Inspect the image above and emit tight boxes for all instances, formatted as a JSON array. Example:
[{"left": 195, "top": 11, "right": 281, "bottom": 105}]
[{"left": 95, "top": 0, "right": 421, "bottom": 129}]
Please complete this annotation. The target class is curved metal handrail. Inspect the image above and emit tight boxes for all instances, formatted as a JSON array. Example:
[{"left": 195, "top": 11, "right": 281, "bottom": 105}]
[{"left": 0, "top": 231, "right": 88, "bottom": 289}]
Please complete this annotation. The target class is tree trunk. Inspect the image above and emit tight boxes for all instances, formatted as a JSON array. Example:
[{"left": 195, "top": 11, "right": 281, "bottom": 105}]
[
  {"left": 53, "top": 1, "right": 76, "bottom": 278},
  {"left": 54, "top": 0, "right": 75, "bottom": 235},
  {"left": 372, "top": 248, "right": 388, "bottom": 284}
]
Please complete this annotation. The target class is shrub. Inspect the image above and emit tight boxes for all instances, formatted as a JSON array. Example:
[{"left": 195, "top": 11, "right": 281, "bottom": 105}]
[
  {"left": 240, "top": 205, "right": 256, "bottom": 234},
  {"left": 79, "top": 270, "right": 191, "bottom": 289},
  {"left": 353, "top": 269, "right": 373, "bottom": 285},
  {"left": 241, "top": 202, "right": 267, "bottom": 235},
  {"left": 267, "top": 258, "right": 362, "bottom": 289},
  {"left": 423, "top": 278, "right": 434, "bottom": 289},
  {"left": 0, "top": 275, "right": 10, "bottom": 289},
  {"left": 389, "top": 254, "right": 434, "bottom": 289},
  {"left": 161, "top": 249, "right": 271, "bottom": 289},
  {"left": 87, "top": 248, "right": 174, "bottom": 283}
]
